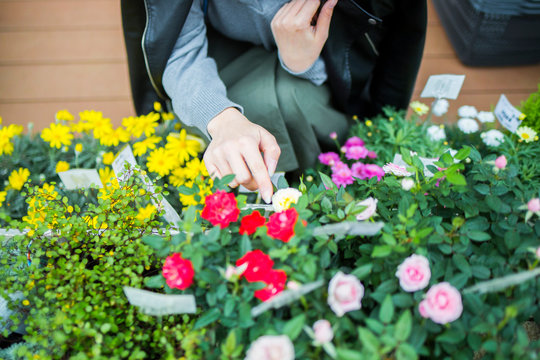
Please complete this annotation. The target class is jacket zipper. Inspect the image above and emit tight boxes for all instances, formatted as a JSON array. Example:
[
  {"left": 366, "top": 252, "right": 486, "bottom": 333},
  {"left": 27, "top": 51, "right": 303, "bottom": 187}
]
[
  {"left": 142, "top": 0, "right": 168, "bottom": 100},
  {"left": 364, "top": 33, "right": 379, "bottom": 56}
]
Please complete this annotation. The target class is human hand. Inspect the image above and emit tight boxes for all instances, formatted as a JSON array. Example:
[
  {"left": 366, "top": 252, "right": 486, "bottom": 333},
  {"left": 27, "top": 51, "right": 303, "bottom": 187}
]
[
  {"left": 204, "top": 107, "right": 281, "bottom": 203},
  {"left": 271, "top": 0, "right": 338, "bottom": 73}
]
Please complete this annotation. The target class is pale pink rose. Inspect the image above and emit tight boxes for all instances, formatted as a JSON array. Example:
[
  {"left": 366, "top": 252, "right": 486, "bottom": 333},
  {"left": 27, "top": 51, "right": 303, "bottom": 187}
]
[
  {"left": 356, "top": 197, "right": 378, "bottom": 221},
  {"left": 245, "top": 335, "right": 295, "bottom": 360},
  {"left": 536, "top": 247, "right": 540, "bottom": 259},
  {"left": 418, "top": 300, "right": 429, "bottom": 318},
  {"left": 329, "top": 132, "right": 337, "bottom": 140},
  {"left": 327, "top": 271, "right": 364, "bottom": 317},
  {"left": 423, "top": 282, "right": 463, "bottom": 324},
  {"left": 287, "top": 281, "right": 300, "bottom": 290},
  {"left": 495, "top": 155, "right": 507, "bottom": 169},
  {"left": 224, "top": 265, "right": 236, "bottom": 280},
  {"left": 395, "top": 254, "right": 431, "bottom": 292},
  {"left": 528, "top": 198, "right": 540, "bottom": 212},
  {"left": 313, "top": 319, "right": 334, "bottom": 343}
]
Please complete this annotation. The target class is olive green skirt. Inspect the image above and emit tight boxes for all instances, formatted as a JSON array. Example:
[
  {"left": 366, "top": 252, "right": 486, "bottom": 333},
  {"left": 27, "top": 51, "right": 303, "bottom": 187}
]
[{"left": 208, "top": 31, "right": 351, "bottom": 172}]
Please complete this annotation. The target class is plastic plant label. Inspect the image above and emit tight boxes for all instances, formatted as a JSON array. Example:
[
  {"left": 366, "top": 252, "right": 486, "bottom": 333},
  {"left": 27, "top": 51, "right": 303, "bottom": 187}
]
[
  {"left": 494, "top": 94, "right": 522, "bottom": 133},
  {"left": 58, "top": 169, "right": 103, "bottom": 190},
  {"left": 420, "top": 74, "right": 465, "bottom": 99},
  {"left": 112, "top": 145, "right": 137, "bottom": 182},
  {"left": 123, "top": 286, "right": 196, "bottom": 316}
]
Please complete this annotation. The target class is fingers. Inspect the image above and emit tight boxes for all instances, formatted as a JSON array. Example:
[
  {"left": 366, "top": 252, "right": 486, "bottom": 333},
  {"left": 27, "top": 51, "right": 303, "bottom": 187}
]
[
  {"left": 294, "top": 0, "right": 322, "bottom": 26},
  {"left": 315, "top": 0, "right": 337, "bottom": 41},
  {"left": 204, "top": 151, "right": 238, "bottom": 187},
  {"left": 259, "top": 129, "right": 281, "bottom": 178},
  {"left": 242, "top": 147, "right": 274, "bottom": 204}
]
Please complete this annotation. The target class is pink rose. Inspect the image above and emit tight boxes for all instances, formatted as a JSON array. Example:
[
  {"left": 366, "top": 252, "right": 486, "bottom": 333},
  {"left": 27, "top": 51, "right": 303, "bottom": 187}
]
[
  {"left": 245, "top": 335, "right": 295, "bottom": 360},
  {"left": 327, "top": 271, "right": 364, "bottom": 317},
  {"left": 418, "top": 300, "right": 429, "bottom": 318},
  {"left": 331, "top": 161, "right": 354, "bottom": 188},
  {"left": 355, "top": 197, "right": 378, "bottom": 221},
  {"left": 344, "top": 136, "right": 365, "bottom": 148},
  {"left": 345, "top": 145, "right": 369, "bottom": 160},
  {"left": 313, "top": 319, "right": 334, "bottom": 344},
  {"left": 395, "top": 254, "right": 431, "bottom": 292},
  {"left": 495, "top": 155, "right": 507, "bottom": 169},
  {"left": 329, "top": 132, "right": 337, "bottom": 140},
  {"left": 352, "top": 163, "right": 385, "bottom": 181},
  {"left": 528, "top": 198, "right": 540, "bottom": 213},
  {"left": 367, "top": 151, "right": 377, "bottom": 159},
  {"left": 422, "top": 282, "right": 463, "bottom": 324},
  {"left": 318, "top": 152, "right": 340, "bottom": 166}
]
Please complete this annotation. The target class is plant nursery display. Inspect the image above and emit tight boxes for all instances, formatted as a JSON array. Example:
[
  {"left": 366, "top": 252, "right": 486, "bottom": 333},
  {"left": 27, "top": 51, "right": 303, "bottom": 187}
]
[{"left": 0, "top": 94, "right": 539, "bottom": 359}]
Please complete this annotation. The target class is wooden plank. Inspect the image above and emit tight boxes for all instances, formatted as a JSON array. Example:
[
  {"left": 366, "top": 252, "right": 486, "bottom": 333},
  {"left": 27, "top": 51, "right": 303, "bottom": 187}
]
[
  {"left": 0, "top": 0, "right": 121, "bottom": 31},
  {"left": 0, "top": 63, "right": 132, "bottom": 101},
  {"left": 0, "top": 100, "right": 135, "bottom": 131},
  {"left": 423, "top": 25, "right": 456, "bottom": 58},
  {"left": 427, "top": 0, "right": 440, "bottom": 26},
  {"left": 0, "top": 30, "right": 126, "bottom": 65}
]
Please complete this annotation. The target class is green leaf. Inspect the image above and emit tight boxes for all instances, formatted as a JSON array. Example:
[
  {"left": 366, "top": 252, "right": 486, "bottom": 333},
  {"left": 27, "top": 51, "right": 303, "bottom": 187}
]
[
  {"left": 194, "top": 308, "right": 221, "bottom": 329},
  {"left": 277, "top": 175, "right": 289, "bottom": 189},
  {"left": 238, "top": 302, "right": 254, "bottom": 328},
  {"left": 283, "top": 314, "right": 306, "bottom": 341},
  {"left": 467, "top": 231, "right": 491, "bottom": 242},
  {"left": 221, "top": 330, "right": 237, "bottom": 355},
  {"left": 446, "top": 171, "right": 466, "bottom": 186},
  {"left": 396, "top": 343, "right": 418, "bottom": 360},
  {"left": 144, "top": 274, "right": 165, "bottom": 289},
  {"left": 177, "top": 185, "right": 198, "bottom": 195},
  {"left": 454, "top": 147, "right": 471, "bottom": 161},
  {"left": 141, "top": 235, "right": 165, "bottom": 250},
  {"left": 452, "top": 254, "right": 471, "bottom": 275},
  {"left": 436, "top": 329, "right": 466, "bottom": 344},
  {"left": 394, "top": 310, "right": 412, "bottom": 342},
  {"left": 319, "top": 172, "right": 337, "bottom": 192},
  {"left": 379, "top": 294, "right": 394, "bottom": 323},
  {"left": 351, "top": 263, "right": 373, "bottom": 280},
  {"left": 372, "top": 245, "right": 392, "bottom": 258},
  {"left": 358, "top": 327, "right": 380, "bottom": 353},
  {"left": 239, "top": 235, "right": 252, "bottom": 255},
  {"left": 485, "top": 195, "right": 511, "bottom": 213},
  {"left": 337, "top": 348, "right": 363, "bottom": 360},
  {"left": 473, "top": 184, "right": 490, "bottom": 195}
]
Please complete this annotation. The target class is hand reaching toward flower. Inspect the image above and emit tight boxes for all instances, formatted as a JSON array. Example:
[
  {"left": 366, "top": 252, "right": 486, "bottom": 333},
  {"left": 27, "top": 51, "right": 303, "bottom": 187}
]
[
  {"left": 204, "top": 108, "right": 281, "bottom": 203},
  {"left": 271, "top": 0, "right": 338, "bottom": 73}
]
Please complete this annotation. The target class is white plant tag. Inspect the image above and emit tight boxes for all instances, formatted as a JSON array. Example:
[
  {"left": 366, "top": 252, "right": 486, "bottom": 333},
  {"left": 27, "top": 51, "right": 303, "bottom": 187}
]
[
  {"left": 112, "top": 145, "right": 137, "bottom": 182},
  {"left": 58, "top": 169, "right": 103, "bottom": 190},
  {"left": 251, "top": 280, "right": 324, "bottom": 317},
  {"left": 123, "top": 286, "right": 196, "bottom": 316},
  {"left": 393, "top": 154, "right": 439, "bottom": 177},
  {"left": 494, "top": 94, "right": 522, "bottom": 133},
  {"left": 420, "top": 74, "right": 465, "bottom": 100}
]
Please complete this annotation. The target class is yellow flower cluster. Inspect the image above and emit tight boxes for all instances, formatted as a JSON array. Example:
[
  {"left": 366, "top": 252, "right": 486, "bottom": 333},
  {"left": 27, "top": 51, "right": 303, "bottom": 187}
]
[
  {"left": 8, "top": 167, "right": 30, "bottom": 191},
  {"left": 0, "top": 117, "right": 24, "bottom": 156}
]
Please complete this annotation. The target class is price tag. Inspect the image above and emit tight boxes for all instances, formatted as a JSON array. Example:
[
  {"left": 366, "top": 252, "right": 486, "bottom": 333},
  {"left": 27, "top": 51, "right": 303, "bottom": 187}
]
[
  {"left": 494, "top": 94, "right": 522, "bottom": 133},
  {"left": 58, "top": 169, "right": 103, "bottom": 190},
  {"left": 420, "top": 74, "right": 465, "bottom": 100},
  {"left": 123, "top": 287, "right": 196, "bottom": 316}
]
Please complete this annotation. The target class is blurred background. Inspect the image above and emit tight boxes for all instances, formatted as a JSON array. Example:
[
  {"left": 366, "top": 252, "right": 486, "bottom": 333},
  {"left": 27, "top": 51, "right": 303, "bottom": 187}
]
[{"left": 0, "top": 0, "right": 539, "bottom": 131}]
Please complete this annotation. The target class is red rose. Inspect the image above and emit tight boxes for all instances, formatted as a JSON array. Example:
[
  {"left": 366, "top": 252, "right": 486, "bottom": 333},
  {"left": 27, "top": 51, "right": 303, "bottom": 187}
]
[
  {"left": 239, "top": 211, "right": 266, "bottom": 235},
  {"left": 266, "top": 208, "right": 299, "bottom": 243},
  {"left": 254, "top": 269, "right": 287, "bottom": 302},
  {"left": 162, "top": 253, "right": 194, "bottom": 290},
  {"left": 201, "top": 190, "right": 240, "bottom": 228},
  {"left": 236, "top": 249, "right": 274, "bottom": 283}
]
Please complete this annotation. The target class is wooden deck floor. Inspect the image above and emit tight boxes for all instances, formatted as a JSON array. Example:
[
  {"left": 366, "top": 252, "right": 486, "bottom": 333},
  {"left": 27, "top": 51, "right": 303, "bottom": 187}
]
[{"left": 0, "top": 0, "right": 539, "bottom": 130}]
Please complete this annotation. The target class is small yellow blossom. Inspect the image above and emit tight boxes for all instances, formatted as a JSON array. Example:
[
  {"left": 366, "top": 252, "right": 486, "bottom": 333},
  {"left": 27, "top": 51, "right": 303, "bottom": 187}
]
[
  {"left": 0, "top": 116, "right": 2, "bottom": 125},
  {"left": 75, "top": 143, "right": 83, "bottom": 153},
  {"left": 146, "top": 147, "right": 176, "bottom": 177},
  {"left": 162, "top": 112, "right": 175, "bottom": 121},
  {"left": 0, "top": 191, "right": 6, "bottom": 207},
  {"left": 518, "top": 113, "right": 526, "bottom": 121},
  {"left": 55, "top": 161, "right": 70, "bottom": 173},
  {"left": 352, "top": 115, "right": 358, "bottom": 121},
  {"left": 0, "top": 127, "right": 14, "bottom": 156},
  {"left": 136, "top": 204, "right": 156, "bottom": 221},
  {"left": 41, "top": 123, "right": 73, "bottom": 149},
  {"left": 365, "top": 120, "right": 373, "bottom": 127},
  {"left": 443, "top": 141, "right": 449, "bottom": 145},
  {"left": 389, "top": 117, "right": 394, "bottom": 122},
  {"left": 133, "top": 135, "right": 162, "bottom": 156},
  {"left": 153, "top": 101, "right": 162, "bottom": 112},
  {"left": 516, "top": 126, "right": 537, "bottom": 143},
  {"left": 22, "top": 299, "right": 29, "bottom": 306},
  {"left": 123, "top": 112, "right": 159, "bottom": 138},
  {"left": 8, "top": 167, "right": 30, "bottom": 191},
  {"left": 174, "top": 123, "right": 182, "bottom": 131},
  {"left": 56, "top": 109, "right": 74, "bottom": 122},
  {"left": 410, "top": 101, "right": 429, "bottom": 116},
  {"left": 367, "top": 132, "right": 372, "bottom": 137},
  {"left": 102, "top": 152, "right": 115, "bottom": 165}
]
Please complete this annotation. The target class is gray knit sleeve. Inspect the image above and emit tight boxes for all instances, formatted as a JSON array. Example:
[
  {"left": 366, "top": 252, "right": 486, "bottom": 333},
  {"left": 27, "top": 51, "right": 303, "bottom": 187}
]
[
  {"left": 278, "top": 51, "right": 328, "bottom": 86},
  {"left": 162, "top": 0, "right": 243, "bottom": 140}
]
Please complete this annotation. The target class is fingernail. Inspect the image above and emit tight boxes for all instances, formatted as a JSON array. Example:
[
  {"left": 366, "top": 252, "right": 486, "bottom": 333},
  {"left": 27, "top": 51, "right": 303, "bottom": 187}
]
[
  {"left": 262, "top": 189, "right": 272, "bottom": 204},
  {"left": 267, "top": 159, "right": 278, "bottom": 178},
  {"left": 329, "top": 0, "right": 338, "bottom": 7}
]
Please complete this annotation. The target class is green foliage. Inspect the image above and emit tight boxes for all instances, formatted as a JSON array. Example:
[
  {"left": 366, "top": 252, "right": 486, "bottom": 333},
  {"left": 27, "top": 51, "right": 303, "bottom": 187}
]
[{"left": 521, "top": 84, "right": 540, "bottom": 132}]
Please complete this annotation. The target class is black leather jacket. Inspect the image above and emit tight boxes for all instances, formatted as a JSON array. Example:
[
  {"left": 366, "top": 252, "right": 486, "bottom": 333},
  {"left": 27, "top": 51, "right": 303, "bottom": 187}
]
[{"left": 121, "top": 0, "right": 427, "bottom": 119}]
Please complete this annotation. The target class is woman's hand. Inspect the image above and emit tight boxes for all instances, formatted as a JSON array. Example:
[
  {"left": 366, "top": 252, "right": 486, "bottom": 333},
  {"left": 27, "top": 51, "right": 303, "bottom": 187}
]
[
  {"left": 204, "top": 107, "right": 281, "bottom": 203},
  {"left": 271, "top": 0, "right": 338, "bottom": 73}
]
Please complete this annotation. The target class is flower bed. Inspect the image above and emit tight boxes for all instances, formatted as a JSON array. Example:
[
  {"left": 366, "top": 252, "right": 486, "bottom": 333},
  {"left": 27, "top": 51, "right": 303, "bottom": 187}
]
[{"left": 1, "top": 96, "right": 539, "bottom": 359}]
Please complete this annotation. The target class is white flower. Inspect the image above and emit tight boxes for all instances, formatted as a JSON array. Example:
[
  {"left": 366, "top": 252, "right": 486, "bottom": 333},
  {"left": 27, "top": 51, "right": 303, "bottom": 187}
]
[
  {"left": 271, "top": 188, "right": 302, "bottom": 212},
  {"left": 383, "top": 163, "right": 413, "bottom": 177},
  {"left": 432, "top": 99, "right": 449, "bottom": 117},
  {"left": 313, "top": 320, "right": 334, "bottom": 344},
  {"left": 458, "top": 105, "right": 478, "bottom": 118},
  {"left": 477, "top": 111, "right": 495, "bottom": 123},
  {"left": 516, "top": 126, "right": 537, "bottom": 143},
  {"left": 426, "top": 125, "right": 446, "bottom": 142},
  {"left": 245, "top": 335, "right": 295, "bottom": 360},
  {"left": 457, "top": 118, "right": 479, "bottom": 134},
  {"left": 480, "top": 129, "right": 505, "bottom": 147},
  {"left": 355, "top": 197, "right": 378, "bottom": 221},
  {"left": 401, "top": 178, "right": 415, "bottom": 191},
  {"left": 327, "top": 272, "right": 364, "bottom": 317}
]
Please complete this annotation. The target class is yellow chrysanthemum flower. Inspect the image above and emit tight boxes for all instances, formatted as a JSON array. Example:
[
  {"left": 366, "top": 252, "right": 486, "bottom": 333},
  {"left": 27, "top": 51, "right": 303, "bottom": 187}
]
[
  {"left": 169, "top": 167, "right": 187, "bottom": 187},
  {"left": 410, "top": 101, "right": 429, "bottom": 116},
  {"left": 0, "top": 191, "right": 6, "bottom": 207},
  {"left": 41, "top": 123, "right": 73, "bottom": 149},
  {"left": 99, "top": 167, "right": 118, "bottom": 187},
  {"left": 165, "top": 130, "right": 200, "bottom": 166},
  {"left": 56, "top": 109, "right": 74, "bottom": 122},
  {"left": 102, "top": 152, "right": 115, "bottom": 165},
  {"left": 365, "top": 120, "right": 373, "bottom": 127},
  {"left": 8, "top": 167, "right": 30, "bottom": 191},
  {"left": 0, "top": 128, "right": 14, "bottom": 156},
  {"left": 184, "top": 157, "right": 209, "bottom": 180},
  {"left": 153, "top": 101, "right": 162, "bottom": 112},
  {"left": 98, "top": 126, "right": 130, "bottom": 147},
  {"left": 123, "top": 112, "right": 159, "bottom": 139},
  {"left": 133, "top": 135, "right": 162, "bottom": 156},
  {"left": 6, "top": 124, "right": 23, "bottom": 137},
  {"left": 136, "top": 204, "right": 156, "bottom": 221},
  {"left": 75, "top": 143, "right": 83, "bottom": 153},
  {"left": 516, "top": 126, "right": 537, "bottom": 143},
  {"left": 55, "top": 161, "right": 70, "bottom": 173},
  {"left": 146, "top": 147, "right": 175, "bottom": 177}
]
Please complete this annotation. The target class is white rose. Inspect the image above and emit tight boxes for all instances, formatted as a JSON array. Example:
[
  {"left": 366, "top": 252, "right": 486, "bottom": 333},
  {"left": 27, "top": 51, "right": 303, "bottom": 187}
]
[
  {"left": 480, "top": 129, "right": 505, "bottom": 147},
  {"left": 355, "top": 197, "right": 378, "bottom": 221},
  {"left": 477, "top": 111, "right": 495, "bottom": 123},
  {"left": 245, "top": 335, "right": 295, "bottom": 360},
  {"left": 401, "top": 178, "right": 415, "bottom": 191},
  {"left": 426, "top": 125, "right": 446, "bottom": 142},
  {"left": 457, "top": 118, "right": 479, "bottom": 134},
  {"left": 313, "top": 320, "right": 334, "bottom": 344},
  {"left": 458, "top": 105, "right": 478, "bottom": 118},
  {"left": 432, "top": 99, "right": 449, "bottom": 117},
  {"left": 271, "top": 188, "right": 302, "bottom": 212},
  {"left": 327, "top": 272, "right": 364, "bottom": 317}
]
